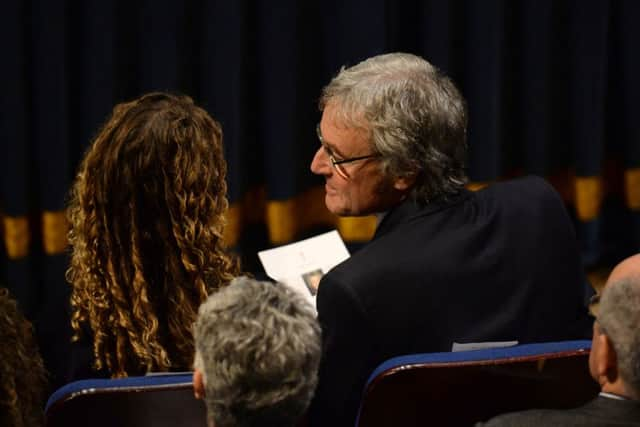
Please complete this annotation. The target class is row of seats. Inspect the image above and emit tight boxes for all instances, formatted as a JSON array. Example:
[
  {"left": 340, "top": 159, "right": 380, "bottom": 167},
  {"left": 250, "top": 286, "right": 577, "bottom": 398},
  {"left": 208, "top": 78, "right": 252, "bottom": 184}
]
[{"left": 44, "top": 340, "right": 598, "bottom": 427}]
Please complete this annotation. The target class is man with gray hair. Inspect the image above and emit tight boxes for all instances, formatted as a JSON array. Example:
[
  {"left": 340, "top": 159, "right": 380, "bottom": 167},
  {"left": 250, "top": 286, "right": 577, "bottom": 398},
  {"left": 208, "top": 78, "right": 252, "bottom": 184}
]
[
  {"left": 308, "top": 52, "right": 592, "bottom": 426},
  {"left": 193, "top": 277, "right": 321, "bottom": 427},
  {"left": 479, "top": 253, "right": 640, "bottom": 426}
]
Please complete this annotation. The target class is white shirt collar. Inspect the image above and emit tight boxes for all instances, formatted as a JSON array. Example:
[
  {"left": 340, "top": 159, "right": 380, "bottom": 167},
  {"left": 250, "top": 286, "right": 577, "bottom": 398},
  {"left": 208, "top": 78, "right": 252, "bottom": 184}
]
[{"left": 599, "top": 391, "right": 629, "bottom": 401}]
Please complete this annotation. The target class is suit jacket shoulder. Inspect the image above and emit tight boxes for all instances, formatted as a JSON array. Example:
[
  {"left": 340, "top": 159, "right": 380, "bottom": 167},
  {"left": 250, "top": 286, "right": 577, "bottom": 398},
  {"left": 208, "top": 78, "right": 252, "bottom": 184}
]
[
  {"left": 478, "top": 396, "right": 640, "bottom": 426},
  {"left": 310, "top": 176, "right": 592, "bottom": 427}
]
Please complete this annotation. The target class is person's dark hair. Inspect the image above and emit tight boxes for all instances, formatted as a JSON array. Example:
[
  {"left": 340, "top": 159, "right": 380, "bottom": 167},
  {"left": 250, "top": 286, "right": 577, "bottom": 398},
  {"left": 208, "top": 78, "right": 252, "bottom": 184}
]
[
  {"left": 194, "top": 277, "right": 321, "bottom": 427},
  {"left": 598, "top": 274, "right": 640, "bottom": 396},
  {"left": 0, "top": 288, "right": 48, "bottom": 427},
  {"left": 320, "top": 52, "right": 468, "bottom": 203},
  {"left": 67, "top": 92, "right": 240, "bottom": 377}
]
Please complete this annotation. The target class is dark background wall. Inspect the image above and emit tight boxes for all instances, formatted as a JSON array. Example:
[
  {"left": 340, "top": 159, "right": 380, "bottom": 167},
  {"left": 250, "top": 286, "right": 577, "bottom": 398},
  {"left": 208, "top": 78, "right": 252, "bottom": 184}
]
[{"left": 1, "top": 0, "right": 639, "bottom": 392}]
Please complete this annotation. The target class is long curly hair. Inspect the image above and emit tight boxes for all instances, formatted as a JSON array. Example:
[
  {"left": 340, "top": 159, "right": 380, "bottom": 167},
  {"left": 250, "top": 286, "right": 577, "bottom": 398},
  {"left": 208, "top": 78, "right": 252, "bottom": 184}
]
[
  {"left": 66, "top": 92, "right": 240, "bottom": 377},
  {"left": 0, "top": 287, "right": 47, "bottom": 427}
]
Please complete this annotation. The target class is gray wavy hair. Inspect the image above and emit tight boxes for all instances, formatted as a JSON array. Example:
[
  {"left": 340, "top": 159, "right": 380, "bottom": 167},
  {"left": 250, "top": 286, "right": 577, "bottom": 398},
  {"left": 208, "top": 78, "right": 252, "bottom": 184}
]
[
  {"left": 598, "top": 274, "right": 640, "bottom": 397},
  {"left": 194, "top": 277, "right": 321, "bottom": 427},
  {"left": 320, "top": 52, "right": 468, "bottom": 203}
]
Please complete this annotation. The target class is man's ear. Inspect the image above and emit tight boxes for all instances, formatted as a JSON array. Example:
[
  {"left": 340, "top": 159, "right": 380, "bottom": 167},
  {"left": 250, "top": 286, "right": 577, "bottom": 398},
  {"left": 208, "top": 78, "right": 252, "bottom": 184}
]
[
  {"left": 601, "top": 334, "right": 619, "bottom": 383},
  {"left": 193, "top": 368, "right": 205, "bottom": 400},
  {"left": 393, "top": 173, "right": 416, "bottom": 191},
  {"left": 593, "top": 324, "right": 619, "bottom": 384},
  {"left": 593, "top": 331, "right": 610, "bottom": 381}
]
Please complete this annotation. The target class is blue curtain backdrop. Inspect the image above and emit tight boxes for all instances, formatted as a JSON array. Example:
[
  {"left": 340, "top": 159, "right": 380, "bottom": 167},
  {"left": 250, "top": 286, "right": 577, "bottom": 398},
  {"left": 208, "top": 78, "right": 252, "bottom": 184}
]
[{"left": 1, "top": 0, "right": 639, "bottom": 389}]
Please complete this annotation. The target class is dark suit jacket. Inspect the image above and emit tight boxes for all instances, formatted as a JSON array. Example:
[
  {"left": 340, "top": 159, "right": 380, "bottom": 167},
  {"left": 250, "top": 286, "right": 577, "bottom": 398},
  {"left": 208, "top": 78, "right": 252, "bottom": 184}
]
[
  {"left": 308, "top": 176, "right": 593, "bottom": 427},
  {"left": 478, "top": 395, "right": 640, "bottom": 426}
]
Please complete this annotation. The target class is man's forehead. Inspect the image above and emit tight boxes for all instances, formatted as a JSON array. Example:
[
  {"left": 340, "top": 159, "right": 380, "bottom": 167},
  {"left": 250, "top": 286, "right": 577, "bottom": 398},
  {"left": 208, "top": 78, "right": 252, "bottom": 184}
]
[
  {"left": 319, "top": 119, "right": 368, "bottom": 141},
  {"left": 322, "top": 101, "right": 368, "bottom": 131}
]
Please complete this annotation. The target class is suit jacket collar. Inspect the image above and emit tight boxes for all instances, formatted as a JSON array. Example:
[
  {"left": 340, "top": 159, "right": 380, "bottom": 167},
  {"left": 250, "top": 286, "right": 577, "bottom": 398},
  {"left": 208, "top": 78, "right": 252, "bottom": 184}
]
[{"left": 373, "top": 189, "right": 471, "bottom": 239}]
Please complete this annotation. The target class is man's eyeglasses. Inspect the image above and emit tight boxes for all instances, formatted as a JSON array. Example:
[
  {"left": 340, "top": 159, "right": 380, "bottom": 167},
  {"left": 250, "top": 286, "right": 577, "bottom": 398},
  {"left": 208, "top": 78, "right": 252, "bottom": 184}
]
[{"left": 316, "top": 124, "right": 380, "bottom": 179}]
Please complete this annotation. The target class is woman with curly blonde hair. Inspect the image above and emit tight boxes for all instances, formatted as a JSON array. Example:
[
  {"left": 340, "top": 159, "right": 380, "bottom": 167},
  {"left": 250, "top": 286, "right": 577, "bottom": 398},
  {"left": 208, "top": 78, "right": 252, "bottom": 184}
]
[
  {"left": 0, "top": 287, "right": 48, "bottom": 427},
  {"left": 67, "top": 92, "right": 240, "bottom": 378}
]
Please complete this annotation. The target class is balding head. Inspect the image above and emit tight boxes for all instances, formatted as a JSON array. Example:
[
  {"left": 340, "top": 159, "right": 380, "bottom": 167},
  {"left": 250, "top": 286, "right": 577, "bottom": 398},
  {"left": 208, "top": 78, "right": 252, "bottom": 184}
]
[
  {"left": 593, "top": 254, "right": 640, "bottom": 398},
  {"left": 606, "top": 253, "right": 640, "bottom": 287}
]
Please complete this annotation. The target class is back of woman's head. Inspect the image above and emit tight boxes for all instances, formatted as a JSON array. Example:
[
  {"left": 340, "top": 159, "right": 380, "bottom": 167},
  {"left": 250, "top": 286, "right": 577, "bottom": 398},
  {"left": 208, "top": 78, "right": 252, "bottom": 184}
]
[
  {"left": 67, "top": 92, "right": 239, "bottom": 377},
  {"left": 0, "top": 288, "right": 47, "bottom": 427}
]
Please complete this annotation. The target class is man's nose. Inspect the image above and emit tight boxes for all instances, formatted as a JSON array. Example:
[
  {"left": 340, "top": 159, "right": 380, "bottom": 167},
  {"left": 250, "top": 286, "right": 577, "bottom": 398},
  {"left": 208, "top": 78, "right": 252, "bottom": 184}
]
[{"left": 310, "top": 146, "right": 331, "bottom": 176}]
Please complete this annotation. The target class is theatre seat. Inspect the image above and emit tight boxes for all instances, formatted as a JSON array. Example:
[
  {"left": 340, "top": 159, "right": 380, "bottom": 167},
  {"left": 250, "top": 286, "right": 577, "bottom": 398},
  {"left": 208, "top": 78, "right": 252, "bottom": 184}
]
[
  {"left": 355, "top": 340, "right": 599, "bottom": 427},
  {"left": 45, "top": 373, "right": 206, "bottom": 427}
]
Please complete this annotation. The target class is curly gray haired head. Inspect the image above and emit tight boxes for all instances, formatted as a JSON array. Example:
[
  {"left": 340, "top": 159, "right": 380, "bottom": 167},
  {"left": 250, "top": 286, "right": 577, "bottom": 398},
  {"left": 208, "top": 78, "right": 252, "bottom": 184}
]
[
  {"left": 194, "top": 277, "right": 321, "bottom": 427},
  {"left": 597, "top": 274, "right": 640, "bottom": 397},
  {"left": 320, "top": 52, "right": 468, "bottom": 203}
]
